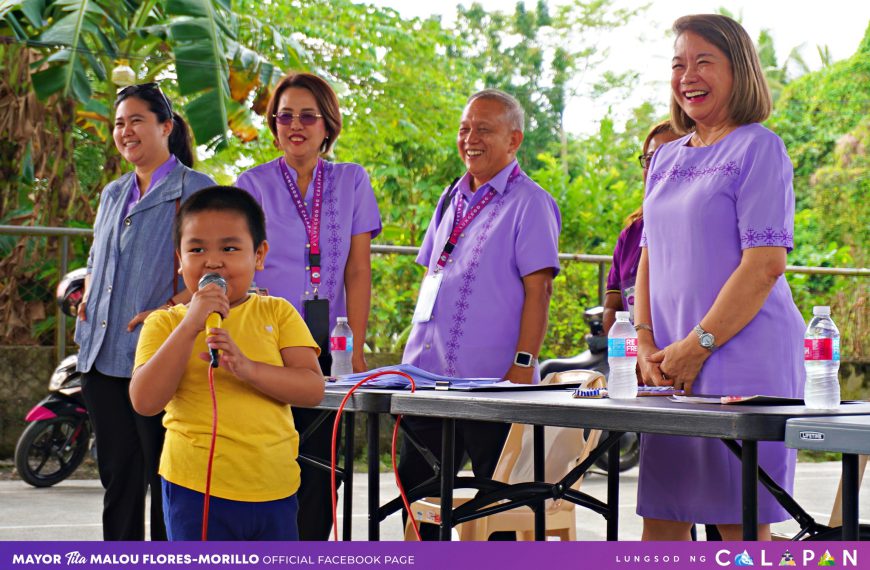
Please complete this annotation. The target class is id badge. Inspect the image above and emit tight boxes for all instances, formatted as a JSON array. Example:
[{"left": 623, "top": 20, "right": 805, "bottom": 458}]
[
  {"left": 412, "top": 272, "right": 443, "bottom": 323},
  {"left": 304, "top": 298, "right": 330, "bottom": 355}
]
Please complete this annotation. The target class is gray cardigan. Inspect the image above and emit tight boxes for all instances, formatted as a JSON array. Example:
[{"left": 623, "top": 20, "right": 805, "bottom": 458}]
[{"left": 75, "top": 162, "right": 215, "bottom": 376}]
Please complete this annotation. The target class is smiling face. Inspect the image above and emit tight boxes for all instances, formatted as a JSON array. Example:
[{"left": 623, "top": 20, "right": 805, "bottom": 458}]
[
  {"left": 274, "top": 87, "right": 327, "bottom": 168},
  {"left": 671, "top": 31, "right": 735, "bottom": 131},
  {"left": 178, "top": 210, "right": 268, "bottom": 307},
  {"left": 457, "top": 98, "right": 523, "bottom": 190},
  {"left": 113, "top": 96, "right": 172, "bottom": 169}
]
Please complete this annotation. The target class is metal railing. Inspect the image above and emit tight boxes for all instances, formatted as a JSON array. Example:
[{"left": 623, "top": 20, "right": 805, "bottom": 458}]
[{"left": 2, "top": 224, "right": 869, "bottom": 361}]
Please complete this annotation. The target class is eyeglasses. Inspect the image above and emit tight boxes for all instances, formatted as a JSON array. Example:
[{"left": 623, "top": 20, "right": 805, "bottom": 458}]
[
  {"left": 117, "top": 82, "right": 173, "bottom": 117},
  {"left": 638, "top": 152, "right": 654, "bottom": 169},
  {"left": 273, "top": 112, "right": 323, "bottom": 126}
]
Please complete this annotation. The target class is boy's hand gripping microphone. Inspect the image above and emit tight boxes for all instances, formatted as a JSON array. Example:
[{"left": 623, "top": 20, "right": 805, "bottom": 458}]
[{"left": 198, "top": 273, "right": 227, "bottom": 368}]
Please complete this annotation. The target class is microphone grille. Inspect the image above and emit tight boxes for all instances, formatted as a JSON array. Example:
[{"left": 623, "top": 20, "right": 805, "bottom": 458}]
[{"left": 198, "top": 273, "right": 227, "bottom": 292}]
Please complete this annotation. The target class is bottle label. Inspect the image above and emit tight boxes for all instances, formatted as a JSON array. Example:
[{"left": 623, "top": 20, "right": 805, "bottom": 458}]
[
  {"left": 608, "top": 337, "right": 638, "bottom": 358},
  {"left": 804, "top": 338, "right": 839, "bottom": 361},
  {"left": 330, "top": 337, "right": 353, "bottom": 352}
]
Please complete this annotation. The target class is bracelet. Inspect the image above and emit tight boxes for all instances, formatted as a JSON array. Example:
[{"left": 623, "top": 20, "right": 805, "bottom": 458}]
[
  {"left": 634, "top": 323, "right": 653, "bottom": 333},
  {"left": 165, "top": 297, "right": 177, "bottom": 307}
]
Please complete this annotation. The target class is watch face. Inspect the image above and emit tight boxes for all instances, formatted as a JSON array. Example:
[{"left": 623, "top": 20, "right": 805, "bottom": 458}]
[
  {"left": 515, "top": 352, "right": 533, "bottom": 367},
  {"left": 700, "top": 334, "right": 715, "bottom": 349}
]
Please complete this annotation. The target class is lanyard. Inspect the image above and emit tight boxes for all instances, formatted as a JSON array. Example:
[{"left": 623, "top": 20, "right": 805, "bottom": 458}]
[
  {"left": 280, "top": 158, "right": 325, "bottom": 289},
  {"left": 435, "top": 164, "right": 520, "bottom": 270}
]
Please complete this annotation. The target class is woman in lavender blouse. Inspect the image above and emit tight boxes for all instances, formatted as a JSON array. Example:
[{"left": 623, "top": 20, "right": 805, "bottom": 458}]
[
  {"left": 634, "top": 15, "right": 805, "bottom": 540},
  {"left": 234, "top": 72, "right": 381, "bottom": 540}
]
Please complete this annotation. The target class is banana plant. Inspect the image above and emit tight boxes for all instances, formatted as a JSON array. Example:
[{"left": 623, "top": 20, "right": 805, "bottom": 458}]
[{"left": 2, "top": 0, "right": 303, "bottom": 150}]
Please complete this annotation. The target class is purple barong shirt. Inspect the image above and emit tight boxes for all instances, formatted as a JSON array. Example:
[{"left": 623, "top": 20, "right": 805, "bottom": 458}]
[
  {"left": 403, "top": 160, "right": 561, "bottom": 381},
  {"left": 235, "top": 157, "right": 382, "bottom": 330}
]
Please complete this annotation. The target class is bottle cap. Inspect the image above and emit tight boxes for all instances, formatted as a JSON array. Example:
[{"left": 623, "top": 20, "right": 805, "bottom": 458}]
[
  {"left": 615, "top": 311, "right": 630, "bottom": 321},
  {"left": 337, "top": 316, "right": 348, "bottom": 323},
  {"left": 812, "top": 306, "right": 831, "bottom": 317}
]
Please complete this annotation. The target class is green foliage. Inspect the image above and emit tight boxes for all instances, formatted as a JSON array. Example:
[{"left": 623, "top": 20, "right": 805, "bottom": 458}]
[
  {"left": 768, "top": 22, "right": 870, "bottom": 358},
  {"left": 454, "top": 0, "right": 643, "bottom": 170},
  {"left": 2, "top": 1, "right": 867, "bottom": 360}
]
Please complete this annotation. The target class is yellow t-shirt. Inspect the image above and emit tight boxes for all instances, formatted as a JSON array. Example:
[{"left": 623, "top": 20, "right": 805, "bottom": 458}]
[{"left": 134, "top": 294, "right": 320, "bottom": 502}]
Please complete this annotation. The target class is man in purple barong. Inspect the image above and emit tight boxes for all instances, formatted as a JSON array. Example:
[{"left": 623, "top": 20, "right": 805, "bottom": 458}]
[{"left": 397, "top": 89, "right": 562, "bottom": 539}]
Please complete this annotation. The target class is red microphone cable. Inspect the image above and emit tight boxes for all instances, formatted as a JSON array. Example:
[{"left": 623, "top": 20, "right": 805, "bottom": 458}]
[
  {"left": 330, "top": 370, "right": 421, "bottom": 541},
  {"left": 201, "top": 363, "right": 219, "bottom": 541}
]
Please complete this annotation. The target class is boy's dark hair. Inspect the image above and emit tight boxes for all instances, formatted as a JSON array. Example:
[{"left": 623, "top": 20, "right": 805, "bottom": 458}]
[{"left": 174, "top": 186, "right": 266, "bottom": 250}]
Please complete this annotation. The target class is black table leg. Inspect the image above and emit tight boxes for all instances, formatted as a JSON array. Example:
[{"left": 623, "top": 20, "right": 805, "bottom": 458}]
[
  {"left": 741, "top": 440, "right": 758, "bottom": 541},
  {"left": 367, "top": 412, "right": 380, "bottom": 541},
  {"left": 343, "top": 412, "right": 355, "bottom": 541},
  {"left": 439, "top": 418, "right": 456, "bottom": 541},
  {"left": 842, "top": 453, "right": 859, "bottom": 541},
  {"left": 534, "top": 425, "right": 545, "bottom": 540},
  {"left": 607, "top": 434, "right": 620, "bottom": 541}
]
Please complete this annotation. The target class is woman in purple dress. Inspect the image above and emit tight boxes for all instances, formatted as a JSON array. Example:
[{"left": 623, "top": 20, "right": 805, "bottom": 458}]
[
  {"left": 634, "top": 14, "right": 805, "bottom": 540},
  {"left": 234, "top": 72, "right": 381, "bottom": 540},
  {"left": 603, "top": 120, "right": 679, "bottom": 334}
]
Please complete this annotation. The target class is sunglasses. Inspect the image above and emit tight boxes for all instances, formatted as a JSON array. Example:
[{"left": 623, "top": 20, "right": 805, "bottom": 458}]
[
  {"left": 638, "top": 152, "right": 654, "bottom": 169},
  {"left": 273, "top": 111, "right": 323, "bottom": 126},
  {"left": 117, "top": 82, "right": 173, "bottom": 117}
]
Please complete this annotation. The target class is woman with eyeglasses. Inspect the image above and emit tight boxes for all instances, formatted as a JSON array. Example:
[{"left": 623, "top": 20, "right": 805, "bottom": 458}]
[
  {"left": 235, "top": 72, "right": 381, "bottom": 540},
  {"left": 603, "top": 120, "right": 679, "bottom": 335},
  {"left": 74, "top": 83, "right": 215, "bottom": 540}
]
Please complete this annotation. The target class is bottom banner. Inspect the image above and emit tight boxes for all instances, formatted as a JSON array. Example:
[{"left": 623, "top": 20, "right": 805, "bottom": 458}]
[{"left": 0, "top": 541, "right": 865, "bottom": 570}]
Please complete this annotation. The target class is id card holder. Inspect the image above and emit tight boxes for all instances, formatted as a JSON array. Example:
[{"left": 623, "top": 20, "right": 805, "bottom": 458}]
[
  {"left": 304, "top": 297, "right": 330, "bottom": 356},
  {"left": 412, "top": 272, "right": 443, "bottom": 323}
]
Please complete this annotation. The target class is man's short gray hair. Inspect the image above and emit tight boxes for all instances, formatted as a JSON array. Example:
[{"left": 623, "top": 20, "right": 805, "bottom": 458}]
[{"left": 466, "top": 89, "right": 524, "bottom": 133}]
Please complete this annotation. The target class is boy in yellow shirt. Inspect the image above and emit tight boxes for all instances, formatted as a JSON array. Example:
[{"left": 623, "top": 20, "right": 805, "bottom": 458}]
[{"left": 131, "top": 186, "right": 324, "bottom": 540}]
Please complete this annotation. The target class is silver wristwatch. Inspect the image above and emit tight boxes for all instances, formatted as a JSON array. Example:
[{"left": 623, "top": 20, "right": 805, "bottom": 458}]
[{"left": 693, "top": 324, "right": 717, "bottom": 352}]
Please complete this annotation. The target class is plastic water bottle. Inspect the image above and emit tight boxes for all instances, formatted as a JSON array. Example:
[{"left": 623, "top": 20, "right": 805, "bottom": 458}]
[
  {"left": 330, "top": 317, "right": 354, "bottom": 377},
  {"left": 804, "top": 306, "right": 840, "bottom": 409},
  {"left": 608, "top": 311, "right": 638, "bottom": 399}
]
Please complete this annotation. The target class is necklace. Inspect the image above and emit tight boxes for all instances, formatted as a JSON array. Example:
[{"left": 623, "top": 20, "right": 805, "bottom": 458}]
[{"left": 692, "top": 125, "right": 736, "bottom": 147}]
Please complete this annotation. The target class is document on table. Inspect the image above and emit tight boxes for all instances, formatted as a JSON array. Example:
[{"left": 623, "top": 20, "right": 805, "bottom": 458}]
[{"left": 670, "top": 394, "right": 808, "bottom": 405}]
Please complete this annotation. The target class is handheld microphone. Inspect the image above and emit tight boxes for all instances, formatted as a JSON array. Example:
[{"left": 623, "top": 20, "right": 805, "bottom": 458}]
[{"left": 198, "top": 273, "right": 227, "bottom": 368}]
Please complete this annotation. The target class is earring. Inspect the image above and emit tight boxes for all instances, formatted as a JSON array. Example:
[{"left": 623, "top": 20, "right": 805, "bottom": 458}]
[{"left": 177, "top": 267, "right": 183, "bottom": 274}]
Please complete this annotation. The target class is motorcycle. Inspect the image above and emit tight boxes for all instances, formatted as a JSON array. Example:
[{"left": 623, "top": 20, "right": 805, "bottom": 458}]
[
  {"left": 539, "top": 306, "right": 640, "bottom": 472},
  {"left": 14, "top": 268, "right": 93, "bottom": 487},
  {"left": 15, "top": 354, "right": 92, "bottom": 487}
]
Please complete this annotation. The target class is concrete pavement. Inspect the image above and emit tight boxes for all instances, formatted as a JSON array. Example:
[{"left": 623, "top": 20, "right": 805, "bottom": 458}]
[{"left": 0, "top": 463, "right": 866, "bottom": 541}]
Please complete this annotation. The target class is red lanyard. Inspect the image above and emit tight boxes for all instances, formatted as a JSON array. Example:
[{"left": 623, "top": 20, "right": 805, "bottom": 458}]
[
  {"left": 280, "top": 159, "right": 324, "bottom": 288},
  {"left": 436, "top": 165, "right": 520, "bottom": 269}
]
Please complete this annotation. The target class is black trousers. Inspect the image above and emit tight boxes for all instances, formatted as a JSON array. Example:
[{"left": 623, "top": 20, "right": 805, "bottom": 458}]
[
  {"left": 81, "top": 369, "right": 166, "bottom": 541},
  {"left": 293, "top": 351, "right": 339, "bottom": 541},
  {"left": 398, "top": 416, "right": 510, "bottom": 540}
]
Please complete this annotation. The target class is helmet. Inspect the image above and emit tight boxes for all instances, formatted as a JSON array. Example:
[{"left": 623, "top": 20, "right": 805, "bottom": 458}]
[{"left": 56, "top": 268, "right": 87, "bottom": 318}]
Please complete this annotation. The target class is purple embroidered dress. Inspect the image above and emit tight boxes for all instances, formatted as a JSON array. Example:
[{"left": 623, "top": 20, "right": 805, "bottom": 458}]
[
  {"left": 638, "top": 123, "right": 805, "bottom": 524},
  {"left": 235, "top": 158, "right": 381, "bottom": 330},
  {"left": 403, "top": 160, "right": 561, "bottom": 381}
]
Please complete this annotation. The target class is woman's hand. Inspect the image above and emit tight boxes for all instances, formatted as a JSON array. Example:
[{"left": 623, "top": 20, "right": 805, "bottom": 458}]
[
  {"left": 352, "top": 351, "right": 368, "bottom": 374},
  {"left": 127, "top": 309, "right": 159, "bottom": 331},
  {"left": 77, "top": 299, "right": 88, "bottom": 322},
  {"left": 199, "top": 328, "right": 256, "bottom": 381},
  {"left": 637, "top": 339, "right": 665, "bottom": 387},
  {"left": 646, "top": 335, "right": 711, "bottom": 394}
]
